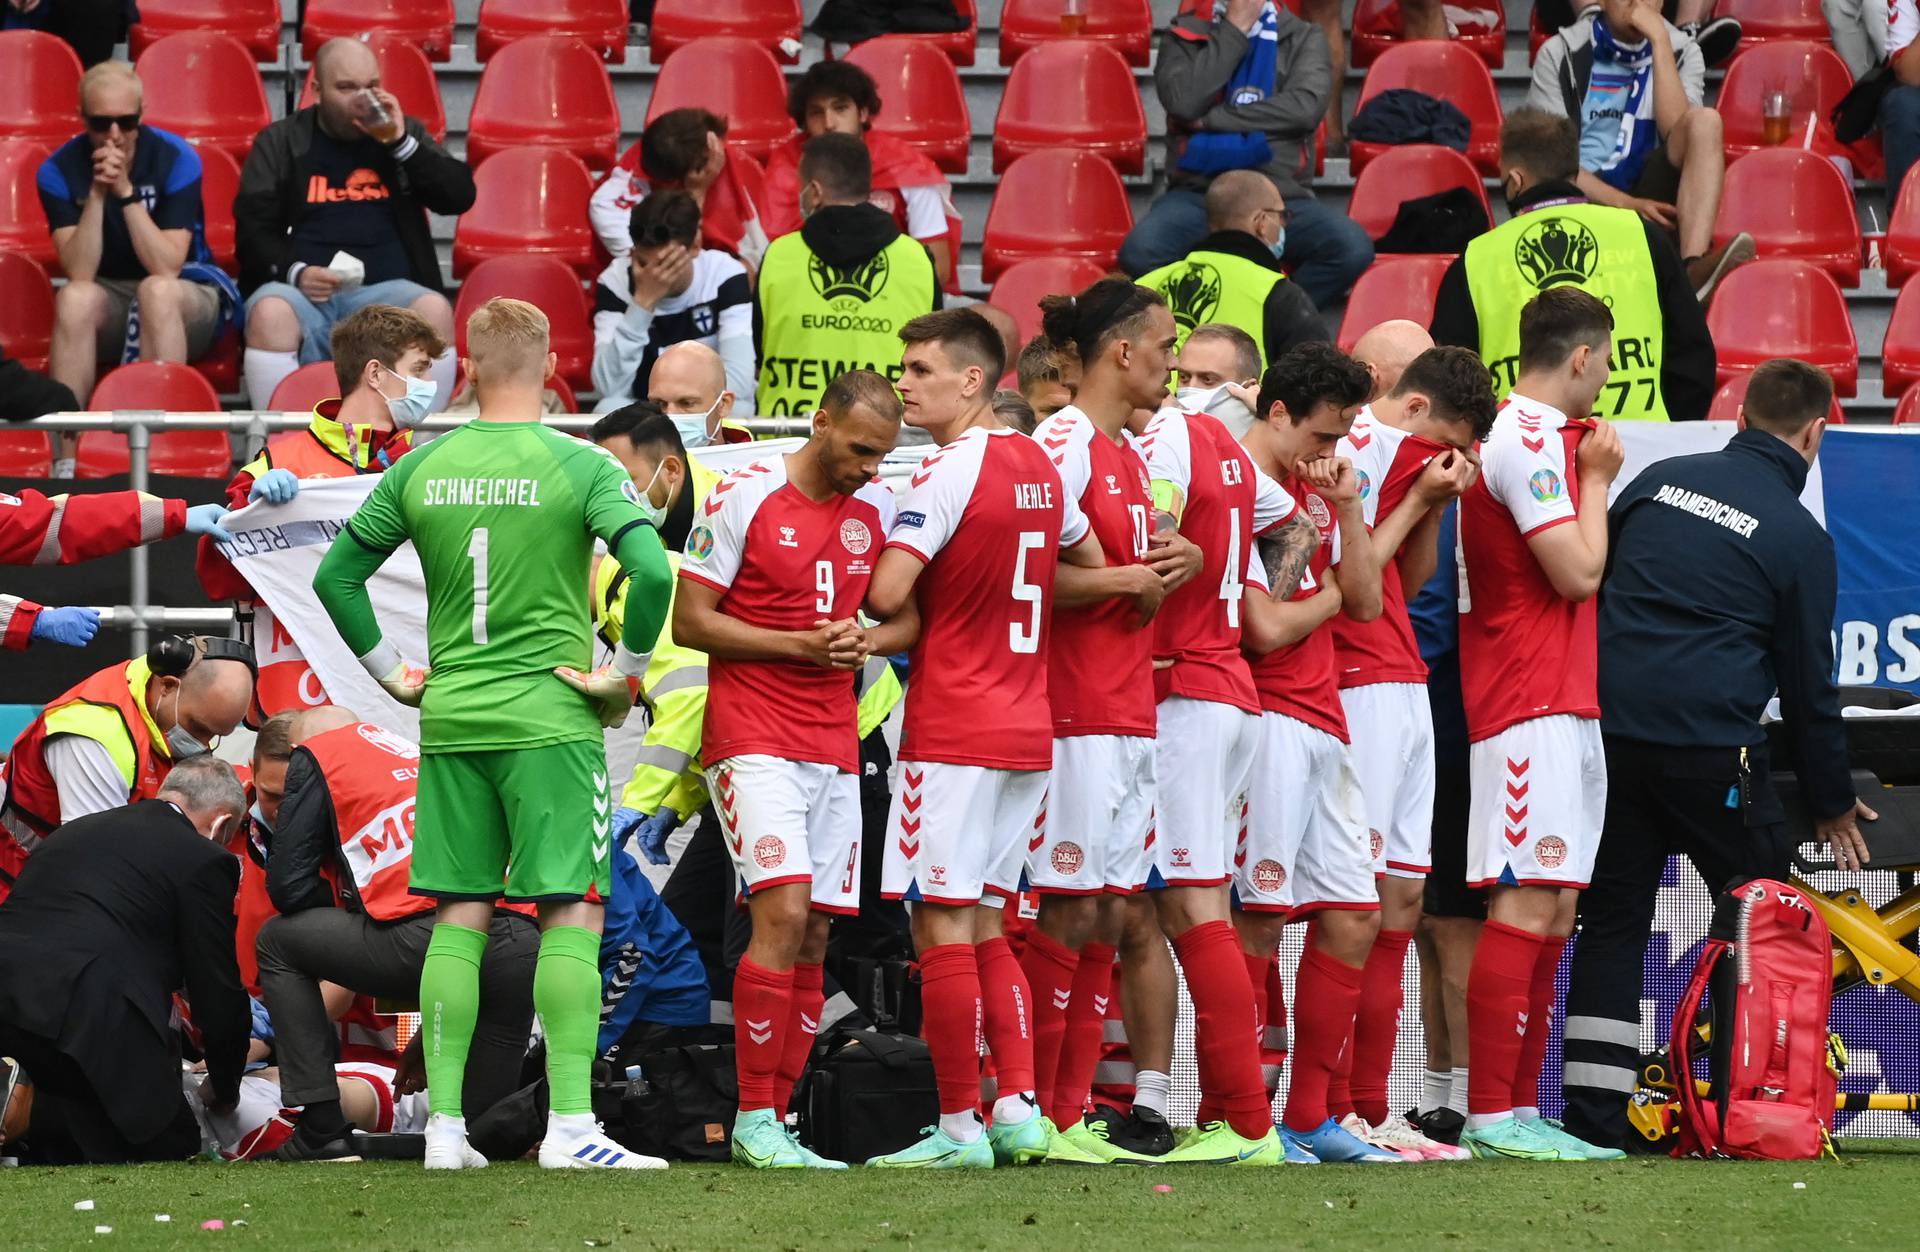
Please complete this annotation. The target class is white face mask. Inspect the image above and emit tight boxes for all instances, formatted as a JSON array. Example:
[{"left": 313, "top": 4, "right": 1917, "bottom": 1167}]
[
  {"left": 163, "top": 687, "right": 210, "bottom": 760},
  {"left": 667, "top": 396, "right": 722, "bottom": 449},
  {"left": 1176, "top": 383, "right": 1256, "bottom": 438},
  {"left": 379, "top": 365, "right": 439, "bottom": 430},
  {"left": 635, "top": 461, "right": 672, "bottom": 529}
]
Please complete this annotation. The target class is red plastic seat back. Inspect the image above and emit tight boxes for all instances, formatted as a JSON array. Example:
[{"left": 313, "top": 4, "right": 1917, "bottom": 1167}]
[
  {"left": 981, "top": 149, "right": 1132, "bottom": 283},
  {"left": 1705, "top": 258, "right": 1857, "bottom": 395},
  {"left": 90, "top": 360, "right": 224, "bottom": 412},
  {"left": 476, "top": 0, "right": 626, "bottom": 63},
  {"left": 299, "top": 35, "right": 447, "bottom": 143},
  {"left": 994, "top": 39, "right": 1147, "bottom": 174},
  {"left": 1718, "top": 41, "right": 1855, "bottom": 155},
  {"left": 0, "top": 430, "right": 52, "bottom": 474},
  {"left": 0, "top": 140, "right": 57, "bottom": 273},
  {"left": 81, "top": 362, "right": 230, "bottom": 479},
  {"left": 885, "top": 0, "right": 978, "bottom": 66},
  {"left": 0, "top": 248, "right": 54, "bottom": 372},
  {"left": 195, "top": 144, "right": 240, "bottom": 275},
  {"left": 644, "top": 37, "right": 795, "bottom": 161},
  {"left": 1880, "top": 282, "right": 1920, "bottom": 398},
  {"left": 454, "top": 256, "right": 595, "bottom": 389},
  {"left": 1000, "top": 0, "right": 1152, "bottom": 67},
  {"left": 129, "top": 0, "right": 279, "bottom": 59},
  {"left": 1337, "top": 256, "right": 1452, "bottom": 350},
  {"left": 1882, "top": 161, "right": 1920, "bottom": 287},
  {"left": 1348, "top": 41, "right": 1502, "bottom": 175},
  {"left": 989, "top": 257, "right": 1111, "bottom": 348},
  {"left": 467, "top": 36, "right": 620, "bottom": 172},
  {"left": 267, "top": 362, "right": 342, "bottom": 413},
  {"left": 453, "top": 147, "right": 599, "bottom": 279},
  {"left": 1896, "top": 386, "right": 1920, "bottom": 424},
  {"left": 0, "top": 31, "right": 83, "bottom": 149},
  {"left": 650, "top": 0, "right": 803, "bottom": 64},
  {"left": 1346, "top": 143, "right": 1491, "bottom": 242},
  {"left": 136, "top": 32, "right": 271, "bottom": 166},
  {"left": 1351, "top": 0, "right": 1505, "bottom": 68},
  {"left": 1714, "top": 148, "right": 1860, "bottom": 285},
  {"left": 844, "top": 37, "right": 972, "bottom": 175},
  {"left": 301, "top": 0, "right": 456, "bottom": 62},
  {"left": 1713, "top": 0, "right": 1829, "bottom": 44}
]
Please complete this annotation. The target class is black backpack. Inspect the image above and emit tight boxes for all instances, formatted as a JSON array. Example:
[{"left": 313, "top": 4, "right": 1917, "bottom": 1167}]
[
  {"left": 794, "top": 1029, "right": 940, "bottom": 1164},
  {"left": 617, "top": 1044, "right": 740, "bottom": 1162}
]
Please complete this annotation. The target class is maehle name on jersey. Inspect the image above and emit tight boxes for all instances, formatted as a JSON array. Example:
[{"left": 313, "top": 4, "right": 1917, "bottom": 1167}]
[
  {"left": 1013, "top": 482, "right": 1055, "bottom": 510},
  {"left": 420, "top": 476, "right": 545, "bottom": 508}
]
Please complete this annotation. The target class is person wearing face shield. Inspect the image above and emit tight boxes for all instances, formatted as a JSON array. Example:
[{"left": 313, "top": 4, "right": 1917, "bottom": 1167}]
[
  {"left": 196, "top": 305, "right": 446, "bottom": 720},
  {"left": 0, "top": 635, "right": 255, "bottom": 905},
  {"left": 590, "top": 192, "right": 755, "bottom": 418},
  {"left": 1136, "top": 170, "right": 1327, "bottom": 378}
]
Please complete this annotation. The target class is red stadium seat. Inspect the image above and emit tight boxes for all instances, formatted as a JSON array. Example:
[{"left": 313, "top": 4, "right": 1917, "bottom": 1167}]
[
  {"left": 989, "top": 257, "right": 1110, "bottom": 348},
  {"left": 195, "top": 144, "right": 240, "bottom": 275},
  {"left": 1336, "top": 255, "right": 1452, "bottom": 351},
  {"left": 453, "top": 147, "right": 599, "bottom": 280},
  {"left": 994, "top": 40, "right": 1147, "bottom": 175},
  {"left": 1705, "top": 259, "right": 1857, "bottom": 396},
  {"left": 1718, "top": 42, "right": 1857, "bottom": 159},
  {"left": 301, "top": 0, "right": 456, "bottom": 62},
  {"left": 886, "top": 0, "right": 978, "bottom": 66},
  {"left": 981, "top": 149, "right": 1132, "bottom": 283},
  {"left": 1348, "top": 42, "right": 1502, "bottom": 176},
  {"left": 649, "top": 0, "right": 803, "bottom": 64},
  {"left": 844, "top": 38, "right": 972, "bottom": 176},
  {"left": 0, "top": 31, "right": 83, "bottom": 150},
  {"left": 1883, "top": 172, "right": 1920, "bottom": 287},
  {"left": 298, "top": 35, "right": 447, "bottom": 144},
  {"left": 548, "top": 375, "right": 581, "bottom": 413},
  {"left": 467, "top": 37, "right": 620, "bottom": 173},
  {"left": 0, "top": 430, "right": 52, "bottom": 474},
  {"left": 1000, "top": 0, "right": 1152, "bottom": 67},
  {"left": 192, "top": 328, "right": 240, "bottom": 395},
  {"left": 1713, "top": 0, "right": 1829, "bottom": 45},
  {"left": 81, "top": 363, "right": 231, "bottom": 479},
  {"left": 454, "top": 256, "right": 594, "bottom": 390},
  {"left": 1896, "top": 386, "right": 1920, "bottom": 424},
  {"left": 0, "top": 140, "right": 57, "bottom": 273},
  {"left": 128, "top": 0, "right": 279, "bottom": 60},
  {"left": 268, "top": 362, "right": 342, "bottom": 413},
  {"left": 135, "top": 33, "right": 271, "bottom": 166},
  {"left": 477, "top": 0, "right": 626, "bottom": 64},
  {"left": 1528, "top": 3, "right": 1551, "bottom": 60},
  {"left": 644, "top": 37, "right": 795, "bottom": 161},
  {"left": 1713, "top": 148, "right": 1860, "bottom": 286},
  {"left": 0, "top": 249, "right": 54, "bottom": 373},
  {"left": 1881, "top": 282, "right": 1920, "bottom": 398},
  {"left": 1351, "top": 0, "right": 1505, "bottom": 69},
  {"left": 1706, "top": 371, "right": 1845, "bottom": 423},
  {"left": 1346, "top": 143, "right": 1491, "bottom": 244}
]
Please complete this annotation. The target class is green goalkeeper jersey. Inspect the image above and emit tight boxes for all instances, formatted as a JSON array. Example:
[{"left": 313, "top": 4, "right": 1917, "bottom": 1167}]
[{"left": 316, "top": 419, "right": 668, "bottom": 753}]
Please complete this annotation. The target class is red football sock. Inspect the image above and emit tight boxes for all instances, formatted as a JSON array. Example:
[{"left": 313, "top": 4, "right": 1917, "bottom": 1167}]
[
  {"left": 733, "top": 957, "right": 794, "bottom": 1112},
  {"left": 1016, "top": 927, "right": 1079, "bottom": 1116},
  {"left": 1465, "top": 920, "right": 1546, "bottom": 1117},
  {"left": 918, "top": 944, "right": 984, "bottom": 1115},
  {"left": 1327, "top": 1033, "right": 1355, "bottom": 1120},
  {"left": 771, "top": 961, "right": 824, "bottom": 1119},
  {"left": 1350, "top": 928, "right": 1414, "bottom": 1125},
  {"left": 1511, "top": 934, "right": 1567, "bottom": 1112},
  {"left": 976, "top": 937, "right": 1036, "bottom": 1097},
  {"left": 1284, "top": 942, "right": 1365, "bottom": 1133},
  {"left": 1173, "top": 921, "right": 1270, "bottom": 1141},
  {"left": 1049, "top": 941, "right": 1116, "bottom": 1127},
  {"left": 1246, "top": 948, "right": 1287, "bottom": 1102}
]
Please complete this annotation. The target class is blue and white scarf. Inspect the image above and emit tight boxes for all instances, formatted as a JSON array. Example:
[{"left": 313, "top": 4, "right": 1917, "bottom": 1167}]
[
  {"left": 1177, "top": 1, "right": 1280, "bottom": 176},
  {"left": 1579, "top": 15, "right": 1657, "bottom": 191}
]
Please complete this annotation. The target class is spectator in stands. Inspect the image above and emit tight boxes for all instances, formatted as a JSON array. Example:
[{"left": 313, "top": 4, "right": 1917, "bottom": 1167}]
[
  {"left": 1827, "top": 0, "right": 1889, "bottom": 80},
  {"left": 195, "top": 305, "right": 444, "bottom": 719},
  {"left": 1535, "top": 0, "right": 1741, "bottom": 66},
  {"left": 1880, "top": 1, "right": 1920, "bottom": 194},
  {"left": 235, "top": 37, "right": 469, "bottom": 410},
  {"left": 1171, "top": 322, "right": 1263, "bottom": 437},
  {"left": 40, "top": 61, "right": 234, "bottom": 474},
  {"left": 591, "top": 108, "right": 771, "bottom": 274},
  {"left": 592, "top": 191, "right": 753, "bottom": 416},
  {"left": 1, "top": 0, "right": 130, "bottom": 67},
  {"left": 254, "top": 706, "right": 536, "bottom": 1161},
  {"left": 760, "top": 60, "right": 960, "bottom": 290},
  {"left": 1529, "top": 0, "right": 1753, "bottom": 294},
  {"left": 1014, "top": 334, "right": 1078, "bottom": 423},
  {"left": 0, "top": 755, "right": 249, "bottom": 1164},
  {"left": 1350, "top": 318, "right": 1435, "bottom": 397},
  {"left": 1125, "top": 0, "right": 1373, "bottom": 309},
  {"left": 1138, "top": 169, "right": 1326, "bottom": 374},
  {"left": 753, "top": 134, "right": 941, "bottom": 416},
  {"left": 1431, "top": 108, "right": 1717, "bottom": 422},
  {"left": 1303, "top": 0, "right": 1446, "bottom": 156},
  {"left": 647, "top": 341, "right": 753, "bottom": 446}
]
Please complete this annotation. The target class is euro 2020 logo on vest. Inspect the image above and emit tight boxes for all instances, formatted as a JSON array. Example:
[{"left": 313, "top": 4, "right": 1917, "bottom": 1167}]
[
  {"left": 1514, "top": 216, "right": 1600, "bottom": 289},
  {"left": 1162, "top": 261, "right": 1223, "bottom": 333},
  {"left": 808, "top": 249, "right": 892, "bottom": 305}
]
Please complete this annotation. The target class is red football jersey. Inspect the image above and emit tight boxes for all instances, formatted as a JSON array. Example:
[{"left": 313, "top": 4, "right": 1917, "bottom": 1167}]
[
  {"left": 1033, "top": 406, "right": 1156, "bottom": 738},
  {"left": 1247, "top": 479, "right": 1347, "bottom": 740},
  {"left": 681, "top": 457, "right": 896, "bottom": 772},
  {"left": 1140, "top": 408, "right": 1297, "bottom": 713},
  {"left": 1457, "top": 394, "right": 1601, "bottom": 742},
  {"left": 886, "top": 426, "right": 1089, "bottom": 770},
  {"left": 1328, "top": 410, "right": 1448, "bottom": 689}
]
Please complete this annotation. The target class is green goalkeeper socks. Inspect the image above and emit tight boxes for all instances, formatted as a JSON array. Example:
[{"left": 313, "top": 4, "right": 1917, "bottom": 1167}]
[
  {"left": 420, "top": 922, "right": 490, "bottom": 1118},
  {"left": 536, "top": 925, "right": 604, "bottom": 1117}
]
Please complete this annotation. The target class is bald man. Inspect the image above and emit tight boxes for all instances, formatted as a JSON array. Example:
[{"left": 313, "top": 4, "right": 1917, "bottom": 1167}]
[
  {"left": 1137, "top": 169, "right": 1325, "bottom": 374},
  {"left": 644, "top": 341, "right": 755, "bottom": 446},
  {"left": 237, "top": 36, "right": 472, "bottom": 409},
  {"left": 970, "top": 302, "right": 1024, "bottom": 380},
  {"left": 1349, "top": 320, "right": 1435, "bottom": 400}
]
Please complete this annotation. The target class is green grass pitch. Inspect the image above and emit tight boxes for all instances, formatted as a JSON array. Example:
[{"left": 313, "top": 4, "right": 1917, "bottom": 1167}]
[{"left": 6, "top": 1147, "right": 1920, "bottom": 1250}]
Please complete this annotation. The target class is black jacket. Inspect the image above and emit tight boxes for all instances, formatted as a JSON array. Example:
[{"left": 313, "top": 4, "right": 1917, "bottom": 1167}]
[
  {"left": 1430, "top": 181, "right": 1717, "bottom": 422},
  {"left": 1187, "top": 228, "right": 1327, "bottom": 361},
  {"left": 234, "top": 108, "right": 476, "bottom": 297},
  {"left": 1598, "top": 429, "right": 1854, "bottom": 820},
  {"left": 0, "top": 800, "right": 248, "bottom": 1140},
  {"left": 751, "top": 202, "right": 942, "bottom": 360},
  {"left": 266, "top": 747, "right": 350, "bottom": 916}
]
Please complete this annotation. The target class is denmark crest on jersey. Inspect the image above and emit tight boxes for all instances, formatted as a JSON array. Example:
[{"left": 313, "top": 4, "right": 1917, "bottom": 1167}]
[
  {"left": 1306, "top": 494, "right": 1332, "bottom": 529},
  {"left": 840, "top": 518, "right": 872, "bottom": 554}
]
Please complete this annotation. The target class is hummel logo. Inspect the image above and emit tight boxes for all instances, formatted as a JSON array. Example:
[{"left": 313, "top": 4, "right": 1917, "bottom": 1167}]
[
  {"left": 1515, "top": 1011, "right": 1529, "bottom": 1038},
  {"left": 1092, "top": 995, "right": 1109, "bottom": 1015},
  {"left": 1051, "top": 989, "right": 1071, "bottom": 1010},
  {"left": 779, "top": 525, "right": 798, "bottom": 547},
  {"left": 747, "top": 1017, "right": 774, "bottom": 1045},
  {"left": 801, "top": 1012, "right": 819, "bottom": 1035}
]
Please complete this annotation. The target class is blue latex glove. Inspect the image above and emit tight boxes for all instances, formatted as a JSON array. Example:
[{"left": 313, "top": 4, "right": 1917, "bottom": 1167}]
[
  {"left": 610, "top": 805, "right": 646, "bottom": 855},
  {"left": 183, "top": 502, "right": 234, "bottom": 544},
  {"left": 249, "top": 468, "right": 300, "bottom": 505},
  {"left": 633, "top": 805, "right": 679, "bottom": 867},
  {"left": 29, "top": 605, "right": 100, "bottom": 648},
  {"left": 249, "top": 996, "right": 275, "bottom": 1043}
]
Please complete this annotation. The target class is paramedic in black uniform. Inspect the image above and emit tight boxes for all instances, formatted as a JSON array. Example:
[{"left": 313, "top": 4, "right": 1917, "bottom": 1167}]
[{"left": 1560, "top": 357, "right": 1877, "bottom": 1151}]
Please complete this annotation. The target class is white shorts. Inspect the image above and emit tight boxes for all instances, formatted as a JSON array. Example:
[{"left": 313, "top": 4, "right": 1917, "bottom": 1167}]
[
  {"left": 1029, "top": 734, "right": 1156, "bottom": 894},
  {"left": 1236, "top": 712, "right": 1378, "bottom": 916},
  {"left": 1152, "top": 697, "right": 1260, "bottom": 888},
  {"left": 707, "top": 754, "right": 862, "bottom": 914},
  {"left": 1466, "top": 714, "right": 1606, "bottom": 889},
  {"left": 881, "top": 761, "right": 1049, "bottom": 906},
  {"left": 1341, "top": 682, "right": 1437, "bottom": 878}
]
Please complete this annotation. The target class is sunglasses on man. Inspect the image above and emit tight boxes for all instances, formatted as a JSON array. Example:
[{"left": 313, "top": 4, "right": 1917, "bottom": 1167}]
[{"left": 85, "top": 112, "right": 141, "bottom": 133}]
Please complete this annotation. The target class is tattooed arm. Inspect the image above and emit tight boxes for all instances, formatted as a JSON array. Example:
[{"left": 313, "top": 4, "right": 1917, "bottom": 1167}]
[{"left": 1258, "top": 511, "right": 1320, "bottom": 603}]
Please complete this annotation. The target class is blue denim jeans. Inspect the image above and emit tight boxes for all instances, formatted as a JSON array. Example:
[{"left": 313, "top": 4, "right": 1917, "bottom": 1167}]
[
  {"left": 1117, "top": 186, "right": 1375, "bottom": 309},
  {"left": 244, "top": 277, "right": 439, "bottom": 363},
  {"left": 1882, "top": 84, "right": 1920, "bottom": 202}
]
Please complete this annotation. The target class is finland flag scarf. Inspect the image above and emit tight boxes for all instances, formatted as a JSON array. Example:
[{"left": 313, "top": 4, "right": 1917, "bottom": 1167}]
[{"left": 1177, "top": 1, "right": 1280, "bottom": 176}]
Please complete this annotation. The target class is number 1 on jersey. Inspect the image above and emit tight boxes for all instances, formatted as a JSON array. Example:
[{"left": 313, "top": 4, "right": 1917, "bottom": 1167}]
[
  {"left": 468, "top": 527, "right": 490, "bottom": 645},
  {"left": 1010, "top": 530, "right": 1044, "bottom": 654}
]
